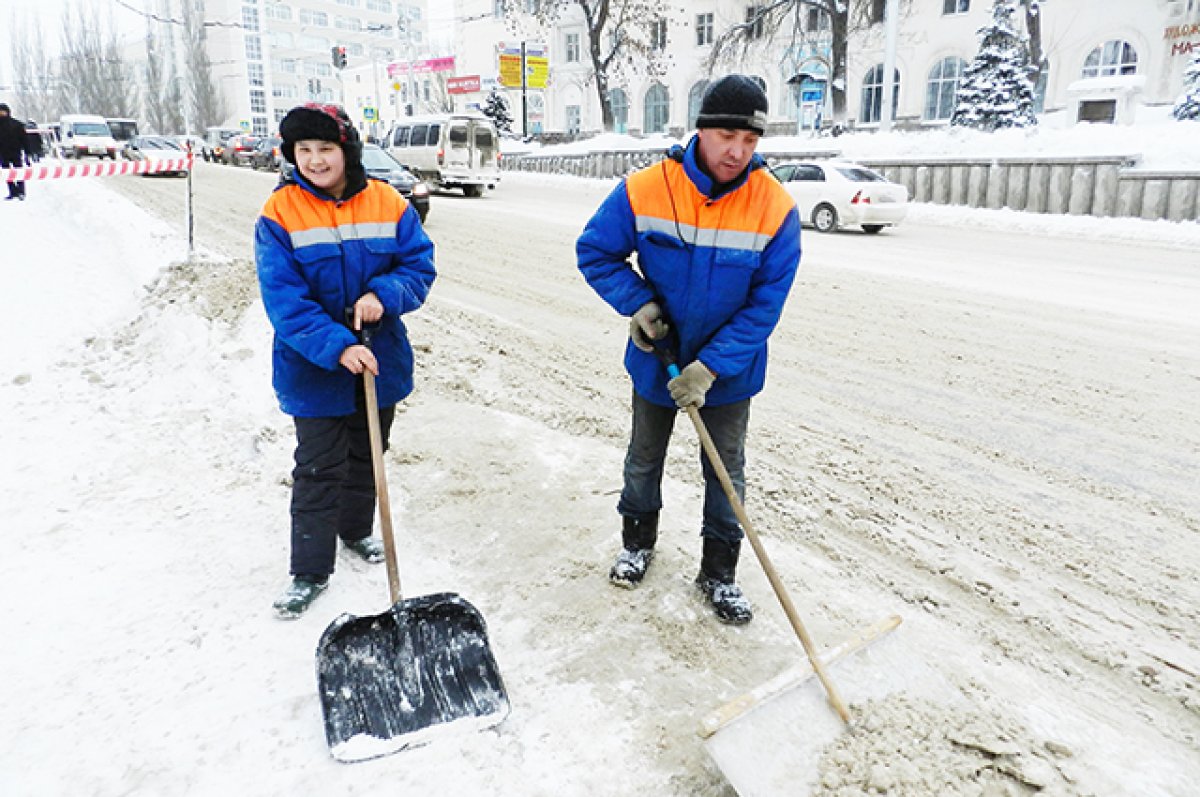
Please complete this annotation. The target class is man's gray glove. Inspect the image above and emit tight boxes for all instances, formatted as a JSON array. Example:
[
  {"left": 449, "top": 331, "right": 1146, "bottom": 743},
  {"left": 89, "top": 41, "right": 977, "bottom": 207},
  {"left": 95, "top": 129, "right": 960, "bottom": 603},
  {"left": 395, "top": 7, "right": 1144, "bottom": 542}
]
[
  {"left": 668, "top": 361, "right": 716, "bottom": 408},
  {"left": 629, "top": 301, "right": 669, "bottom": 353}
]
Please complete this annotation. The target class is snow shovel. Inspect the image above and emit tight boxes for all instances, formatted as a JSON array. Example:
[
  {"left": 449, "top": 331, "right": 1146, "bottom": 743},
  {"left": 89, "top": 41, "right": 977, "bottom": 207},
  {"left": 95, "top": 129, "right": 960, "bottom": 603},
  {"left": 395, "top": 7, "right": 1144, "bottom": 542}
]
[
  {"left": 315, "top": 361, "right": 510, "bottom": 763},
  {"left": 655, "top": 347, "right": 853, "bottom": 723}
]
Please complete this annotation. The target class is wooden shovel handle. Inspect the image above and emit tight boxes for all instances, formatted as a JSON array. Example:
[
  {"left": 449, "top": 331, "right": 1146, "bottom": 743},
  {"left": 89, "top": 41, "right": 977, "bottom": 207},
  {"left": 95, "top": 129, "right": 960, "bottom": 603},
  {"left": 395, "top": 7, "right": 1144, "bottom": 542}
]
[
  {"left": 364, "top": 370, "right": 402, "bottom": 605},
  {"left": 684, "top": 404, "right": 852, "bottom": 724}
]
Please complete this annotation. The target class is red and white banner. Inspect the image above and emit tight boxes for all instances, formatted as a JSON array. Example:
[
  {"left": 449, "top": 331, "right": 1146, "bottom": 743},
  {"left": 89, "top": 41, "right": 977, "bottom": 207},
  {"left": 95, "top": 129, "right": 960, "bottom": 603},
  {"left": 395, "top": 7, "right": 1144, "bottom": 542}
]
[
  {"left": 1, "top": 155, "right": 194, "bottom": 183},
  {"left": 447, "top": 75, "right": 481, "bottom": 94}
]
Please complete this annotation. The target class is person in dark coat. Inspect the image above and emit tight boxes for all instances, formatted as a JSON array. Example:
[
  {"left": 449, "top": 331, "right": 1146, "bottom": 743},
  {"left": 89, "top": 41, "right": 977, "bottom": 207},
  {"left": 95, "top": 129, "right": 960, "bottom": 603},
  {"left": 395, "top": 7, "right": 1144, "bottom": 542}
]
[
  {"left": 24, "top": 121, "right": 45, "bottom": 163},
  {"left": 0, "top": 103, "right": 29, "bottom": 200}
]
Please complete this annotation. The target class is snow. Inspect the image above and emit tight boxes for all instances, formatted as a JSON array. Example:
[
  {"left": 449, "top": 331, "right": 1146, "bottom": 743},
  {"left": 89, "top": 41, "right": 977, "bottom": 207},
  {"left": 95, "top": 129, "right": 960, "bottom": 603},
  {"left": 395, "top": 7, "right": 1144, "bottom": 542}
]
[{"left": 1, "top": 117, "right": 1198, "bottom": 795}]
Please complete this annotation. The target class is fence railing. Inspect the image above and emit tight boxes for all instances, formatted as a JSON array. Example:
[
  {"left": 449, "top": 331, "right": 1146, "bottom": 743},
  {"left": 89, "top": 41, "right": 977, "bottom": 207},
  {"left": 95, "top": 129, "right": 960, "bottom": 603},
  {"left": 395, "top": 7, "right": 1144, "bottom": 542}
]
[{"left": 501, "top": 149, "right": 1200, "bottom": 223}]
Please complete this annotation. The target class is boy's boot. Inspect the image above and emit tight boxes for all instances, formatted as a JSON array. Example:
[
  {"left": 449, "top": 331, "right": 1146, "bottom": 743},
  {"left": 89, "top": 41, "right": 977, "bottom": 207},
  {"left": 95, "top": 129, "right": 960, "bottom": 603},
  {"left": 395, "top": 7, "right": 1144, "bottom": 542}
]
[
  {"left": 609, "top": 514, "right": 659, "bottom": 588},
  {"left": 344, "top": 536, "right": 386, "bottom": 563},
  {"left": 695, "top": 537, "right": 753, "bottom": 624},
  {"left": 273, "top": 575, "right": 329, "bottom": 619}
]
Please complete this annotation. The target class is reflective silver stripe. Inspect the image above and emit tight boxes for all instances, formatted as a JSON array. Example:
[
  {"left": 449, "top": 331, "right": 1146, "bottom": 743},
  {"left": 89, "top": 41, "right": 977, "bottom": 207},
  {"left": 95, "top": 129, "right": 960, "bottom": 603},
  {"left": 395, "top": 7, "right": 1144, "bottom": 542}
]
[
  {"left": 635, "top": 214, "right": 771, "bottom": 252},
  {"left": 290, "top": 222, "right": 396, "bottom": 249}
]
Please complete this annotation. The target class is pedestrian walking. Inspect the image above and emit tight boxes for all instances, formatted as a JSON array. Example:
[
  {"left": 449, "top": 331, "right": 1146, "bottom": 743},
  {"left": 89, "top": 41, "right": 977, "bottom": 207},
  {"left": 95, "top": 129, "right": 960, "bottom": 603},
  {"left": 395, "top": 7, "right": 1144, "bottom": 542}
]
[
  {"left": 576, "top": 75, "right": 802, "bottom": 624},
  {"left": 0, "top": 104, "right": 29, "bottom": 200}
]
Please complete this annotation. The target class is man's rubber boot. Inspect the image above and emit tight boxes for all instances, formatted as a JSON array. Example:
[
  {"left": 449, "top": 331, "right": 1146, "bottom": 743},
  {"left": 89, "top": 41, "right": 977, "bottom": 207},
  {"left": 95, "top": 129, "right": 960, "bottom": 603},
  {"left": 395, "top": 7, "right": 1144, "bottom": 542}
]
[
  {"left": 609, "top": 514, "right": 659, "bottom": 589},
  {"left": 344, "top": 536, "right": 386, "bottom": 563},
  {"left": 696, "top": 537, "right": 753, "bottom": 624},
  {"left": 273, "top": 575, "right": 329, "bottom": 619}
]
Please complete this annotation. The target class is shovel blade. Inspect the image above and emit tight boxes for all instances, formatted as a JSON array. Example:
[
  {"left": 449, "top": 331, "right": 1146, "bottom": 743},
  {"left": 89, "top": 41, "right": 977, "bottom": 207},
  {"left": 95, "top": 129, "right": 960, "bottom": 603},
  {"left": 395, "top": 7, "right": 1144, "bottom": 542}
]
[{"left": 316, "top": 592, "right": 510, "bottom": 762}]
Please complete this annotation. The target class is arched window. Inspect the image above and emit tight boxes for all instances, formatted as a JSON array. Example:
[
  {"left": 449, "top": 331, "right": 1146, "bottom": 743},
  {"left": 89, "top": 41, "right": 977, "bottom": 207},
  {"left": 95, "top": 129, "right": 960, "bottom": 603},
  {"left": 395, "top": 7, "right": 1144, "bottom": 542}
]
[
  {"left": 860, "top": 64, "right": 899, "bottom": 124},
  {"left": 1082, "top": 40, "right": 1137, "bottom": 78},
  {"left": 644, "top": 83, "right": 669, "bottom": 133},
  {"left": 924, "top": 57, "right": 966, "bottom": 120},
  {"left": 687, "top": 80, "right": 709, "bottom": 129},
  {"left": 609, "top": 88, "right": 629, "bottom": 134}
]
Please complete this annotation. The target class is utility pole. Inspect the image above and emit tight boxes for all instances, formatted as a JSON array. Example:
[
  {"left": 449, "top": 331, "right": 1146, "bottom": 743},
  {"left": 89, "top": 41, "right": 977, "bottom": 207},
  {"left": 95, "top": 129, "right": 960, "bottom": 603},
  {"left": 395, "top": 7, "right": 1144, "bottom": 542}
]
[
  {"left": 521, "top": 41, "right": 527, "bottom": 138},
  {"left": 880, "top": 0, "right": 899, "bottom": 132}
]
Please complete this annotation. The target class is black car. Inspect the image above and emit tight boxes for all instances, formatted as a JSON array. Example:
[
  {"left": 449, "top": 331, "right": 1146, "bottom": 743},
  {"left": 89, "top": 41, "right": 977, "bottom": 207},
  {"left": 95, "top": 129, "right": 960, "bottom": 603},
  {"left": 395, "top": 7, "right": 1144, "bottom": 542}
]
[
  {"left": 250, "top": 136, "right": 282, "bottom": 171},
  {"left": 280, "top": 143, "right": 430, "bottom": 223}
]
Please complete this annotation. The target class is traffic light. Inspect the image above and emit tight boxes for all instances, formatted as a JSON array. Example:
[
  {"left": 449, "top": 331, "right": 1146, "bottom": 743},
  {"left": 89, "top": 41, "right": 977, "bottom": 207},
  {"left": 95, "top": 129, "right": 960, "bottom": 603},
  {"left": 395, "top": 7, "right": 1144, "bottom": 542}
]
[{"left": 331, "top": 45, "right": 347, "bottom": 69}]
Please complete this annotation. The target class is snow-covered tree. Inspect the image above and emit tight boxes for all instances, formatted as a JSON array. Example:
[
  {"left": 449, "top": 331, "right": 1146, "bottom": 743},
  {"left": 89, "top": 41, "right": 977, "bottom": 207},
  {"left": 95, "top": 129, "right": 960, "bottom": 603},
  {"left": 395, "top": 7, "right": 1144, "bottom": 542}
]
[
  {"left": 483, "top": 89, "right": 514, "bottom": 136},
  {"left": 951, "top": 0, "right": 1037, "bottom": 131},
  {"left": 1174, "top": 51, "right": 1200, "bottom": 121}
]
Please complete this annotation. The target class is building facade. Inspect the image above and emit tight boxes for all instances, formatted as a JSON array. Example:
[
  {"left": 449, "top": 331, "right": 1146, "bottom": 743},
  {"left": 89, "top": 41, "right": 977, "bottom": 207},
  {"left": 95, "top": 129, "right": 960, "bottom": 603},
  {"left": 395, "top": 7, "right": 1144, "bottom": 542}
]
[{"left": 444, "top": 0, "right": 1200, "bottom": 139}]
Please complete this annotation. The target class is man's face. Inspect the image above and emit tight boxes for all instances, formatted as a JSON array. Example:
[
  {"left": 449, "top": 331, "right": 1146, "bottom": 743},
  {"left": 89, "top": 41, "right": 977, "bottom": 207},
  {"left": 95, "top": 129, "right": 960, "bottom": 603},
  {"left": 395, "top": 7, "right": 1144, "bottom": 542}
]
[{"left": 697, "top": 128, "right": 760, "bottom": 184}]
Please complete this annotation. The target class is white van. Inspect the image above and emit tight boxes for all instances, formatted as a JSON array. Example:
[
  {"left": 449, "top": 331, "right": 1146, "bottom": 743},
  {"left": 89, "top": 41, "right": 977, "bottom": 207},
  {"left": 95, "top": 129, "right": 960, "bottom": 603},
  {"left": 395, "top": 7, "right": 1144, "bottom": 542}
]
[
  {"left": 57, "top": 114, "right": 120, "bottom": 160},
  {"left": 385, "top": 114, "right": 500, "bottom": 197}
]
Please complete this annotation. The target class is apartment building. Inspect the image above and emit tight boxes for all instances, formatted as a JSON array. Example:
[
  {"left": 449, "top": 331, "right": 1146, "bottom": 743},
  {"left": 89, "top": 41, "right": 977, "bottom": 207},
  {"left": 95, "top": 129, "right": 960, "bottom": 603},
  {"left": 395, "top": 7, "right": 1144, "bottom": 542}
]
[
  {"left": 180, "top": 0, "right": 430, "bottom": 136},
  {"left": 446, "top": 0, "right": 1200, "bottom": 138}
]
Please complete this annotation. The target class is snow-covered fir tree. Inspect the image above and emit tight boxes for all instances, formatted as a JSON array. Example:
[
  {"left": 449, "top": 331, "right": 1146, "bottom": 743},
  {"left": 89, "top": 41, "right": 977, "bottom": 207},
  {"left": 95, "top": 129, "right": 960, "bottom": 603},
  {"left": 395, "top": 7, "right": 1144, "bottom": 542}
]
[
  {"left": 483, "top": 89, "right": 514, "bottom": 136},
  {"left": 1174, "top": 51, "right": 1200, "bottom": 121},
  {"left": 951, "top": 0, "right": 1037, "bottom": 131}
]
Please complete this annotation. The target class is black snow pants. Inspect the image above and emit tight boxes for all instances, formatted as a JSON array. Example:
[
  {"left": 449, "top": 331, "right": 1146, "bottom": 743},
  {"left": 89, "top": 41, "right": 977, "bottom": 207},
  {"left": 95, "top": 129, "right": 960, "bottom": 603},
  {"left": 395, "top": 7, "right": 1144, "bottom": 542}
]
[
  {"left": 289, "top": 382, "right": 396, "bottom": 578},
  {"left": 1, "top": 152, "right": 25, "bottom": 199}
]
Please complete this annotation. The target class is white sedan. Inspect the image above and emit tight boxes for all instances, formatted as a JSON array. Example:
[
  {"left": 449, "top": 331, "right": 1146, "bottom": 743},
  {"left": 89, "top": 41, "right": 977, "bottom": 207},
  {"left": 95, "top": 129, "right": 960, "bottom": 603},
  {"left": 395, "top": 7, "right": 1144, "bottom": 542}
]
[
  {"left": 770, "top": 160, "right": 909, "bottom": 234},
  {"left": 125, "top": 135, "right": 190, "bottom": 178}
]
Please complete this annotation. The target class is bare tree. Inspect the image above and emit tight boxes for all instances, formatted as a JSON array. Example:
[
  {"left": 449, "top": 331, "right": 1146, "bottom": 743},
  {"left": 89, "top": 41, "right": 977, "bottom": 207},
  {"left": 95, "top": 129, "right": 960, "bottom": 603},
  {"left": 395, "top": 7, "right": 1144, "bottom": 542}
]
[
  {"left": 58, "top": 0, "right": 135, "bottom": 115},
  {"left": 9, "top": 11, "right": 60, "bottom": 123},
  {"left": 181, "top": 0, "right": 230, "bottom": 131},
  {"left": 708, "top": 0, "right": 889, "bottom": 125},
  {"left": 499, "top": 0, "right": 669, "bottom": 132},
  {"left": 142, "top": 21, "right": 171, "bottom": 133},
  {"left": 1022, "top": 0, "right": 1046, "bottom": 90}
]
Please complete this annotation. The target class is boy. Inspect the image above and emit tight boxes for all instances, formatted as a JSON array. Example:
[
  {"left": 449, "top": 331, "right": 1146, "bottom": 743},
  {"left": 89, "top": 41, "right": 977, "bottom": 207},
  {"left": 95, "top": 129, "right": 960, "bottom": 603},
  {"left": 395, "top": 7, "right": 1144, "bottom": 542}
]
[{"left": 255, "top": 103, "right": 436, "bottom": 618}]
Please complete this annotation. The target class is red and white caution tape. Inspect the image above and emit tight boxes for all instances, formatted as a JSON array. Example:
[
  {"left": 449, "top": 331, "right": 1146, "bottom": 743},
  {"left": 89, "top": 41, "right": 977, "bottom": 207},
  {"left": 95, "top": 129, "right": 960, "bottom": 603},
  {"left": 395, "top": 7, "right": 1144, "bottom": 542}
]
[{"left": 1, "top": 155, "right": 194, "bottom": 182}]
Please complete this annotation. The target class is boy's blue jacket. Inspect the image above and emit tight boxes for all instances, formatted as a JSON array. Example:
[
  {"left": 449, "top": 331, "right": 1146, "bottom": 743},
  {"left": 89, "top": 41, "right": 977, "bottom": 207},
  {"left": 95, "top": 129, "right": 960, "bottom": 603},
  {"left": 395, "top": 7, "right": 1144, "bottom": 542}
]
[
  {"left": 576, "top": 135, "right": 801, "bottom": 407},
  {"left": 255, "top": 174, "right": 435, "bottom": 417}
]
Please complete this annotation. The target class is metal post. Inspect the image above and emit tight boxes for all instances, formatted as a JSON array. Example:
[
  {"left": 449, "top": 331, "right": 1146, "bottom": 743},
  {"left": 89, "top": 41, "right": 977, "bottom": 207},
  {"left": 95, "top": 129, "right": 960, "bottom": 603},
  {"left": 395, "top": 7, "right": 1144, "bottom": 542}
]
[
  {"left": 521, "top": 41, "right": 528, "bottom": 139},
  {"left": 880, "top": 0, "right": 899, "bottom": 132}
]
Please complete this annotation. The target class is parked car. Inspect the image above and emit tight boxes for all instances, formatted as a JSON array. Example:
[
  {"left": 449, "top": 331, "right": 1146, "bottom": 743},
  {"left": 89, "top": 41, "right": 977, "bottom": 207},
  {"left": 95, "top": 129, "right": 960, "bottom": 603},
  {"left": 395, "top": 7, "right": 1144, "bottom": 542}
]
[
  {"left": 250, "top": 136, "right": 283, "bottom": 171},
  {"left": 203, "top": 126, "right": 240, "bottom": 162},
  {"left": 222, "top": 134, "right": 261, "bottom": 166},
  {"left": 770, "top": 161, "right": 909, "bottom": 234},
  {"left": 174, "top": 134, "right": 207, "bottom": 157},
  {"left": 279, "top": 143, "right": 430, "bottom": 223},
  {"left": 56, "top": 114, "right": 120, "bottom": 160},
  {"left": 125, "top": 135, "right": 189, "bottom": 177}
]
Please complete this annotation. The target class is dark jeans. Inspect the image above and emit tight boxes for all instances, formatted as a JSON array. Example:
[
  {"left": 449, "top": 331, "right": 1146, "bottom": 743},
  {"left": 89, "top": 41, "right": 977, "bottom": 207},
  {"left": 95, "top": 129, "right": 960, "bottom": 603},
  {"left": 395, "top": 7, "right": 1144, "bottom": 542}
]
[
  {"left": 1, "top": 154, "right": 25, "bottom": 198},
  {"left": 618, "top": 390, "right": 750, "bottom": 545},
  {"left": 289, "top": 382, "right": 395, "bottom": 578}
]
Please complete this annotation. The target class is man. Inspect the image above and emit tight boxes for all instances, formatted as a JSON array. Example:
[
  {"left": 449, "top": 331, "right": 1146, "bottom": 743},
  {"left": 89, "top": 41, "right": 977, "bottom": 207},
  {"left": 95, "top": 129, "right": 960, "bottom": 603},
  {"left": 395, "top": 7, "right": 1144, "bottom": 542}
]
[
  {"left": 0, "top": 104, "right": 29, "bottom": 201},
  {"left": 576, "top": 75, "right": 802, "bottom": 624}
]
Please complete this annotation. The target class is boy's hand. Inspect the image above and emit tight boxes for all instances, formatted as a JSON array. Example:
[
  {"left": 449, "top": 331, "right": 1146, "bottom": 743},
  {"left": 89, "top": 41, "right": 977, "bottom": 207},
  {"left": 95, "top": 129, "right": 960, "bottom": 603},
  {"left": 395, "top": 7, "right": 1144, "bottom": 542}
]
[
  {"left": 352, "top": 293, "right": 384, "bottom": 330},
  {"left": 339, "top": 344, "right": 378, "bottom": 375}
]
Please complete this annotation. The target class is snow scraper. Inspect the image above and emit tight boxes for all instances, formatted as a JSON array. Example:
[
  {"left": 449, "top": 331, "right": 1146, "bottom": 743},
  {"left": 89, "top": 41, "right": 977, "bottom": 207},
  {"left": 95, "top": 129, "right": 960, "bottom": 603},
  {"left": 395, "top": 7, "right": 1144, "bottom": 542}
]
[{"left": 315, "top": 364, "right": 509, "bottom": 763}]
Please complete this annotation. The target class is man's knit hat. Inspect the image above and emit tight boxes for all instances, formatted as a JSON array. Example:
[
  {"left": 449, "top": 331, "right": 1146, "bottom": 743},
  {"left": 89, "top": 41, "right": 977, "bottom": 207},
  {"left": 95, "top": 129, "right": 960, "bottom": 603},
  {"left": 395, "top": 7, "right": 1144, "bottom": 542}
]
[
  {"left": 278, "top": 103, "right": 361, "bottom": 165},
  {"left": 695, "top": 75, "right": 769, "bottom": 135}
]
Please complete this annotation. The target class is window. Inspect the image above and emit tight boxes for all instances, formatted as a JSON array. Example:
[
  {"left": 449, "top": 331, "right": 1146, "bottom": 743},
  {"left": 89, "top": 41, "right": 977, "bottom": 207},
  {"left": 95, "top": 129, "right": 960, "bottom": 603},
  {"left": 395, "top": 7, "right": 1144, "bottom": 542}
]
[
  {"left": 265, "top": 3, "right": 293, "bottom": 21},
  {"left": 924, "top": 57, "right": 966, "bottom": 120},
  {"left": 771, "top": 164, "right": 795, "bottom": 181},
  {"left": 250, "top": 89, "right": 267, "bottom": 114},
  {"left": 245, "top": 35, "right": 262, "bottom": 61},
  {"left": 745, "top": 5, "right": 765, "bottom": 40},
  {"left": 299, "top": 35, "right": 330, "bottom": 51},
  {"left": 566, "top": 105, "right": 581, "bottom": 134},
  {"left": 248, "top": 62, "right": 265, "bottom": 88},
  {"left": 1082, "top": 40, "right": 1138, "bottom": 78},
  {"left": 392, "top": 126, "right": 410, "bottom": 147},
  {"left": 269, "top": 31, "right": 293, "bottom": 48},
  {"left": 860, "top": 64, "right": 900, "bottom": 124},
  {"left": 448, "top": 125, "right": 468, "bottom": 145},
  {"left": 253, "top": 116, "right": 268, "bottom": 136},
  {"left": 696, "top": 13, "right": 713, "bottom": 46},
  {"left": 475, "top": 127, "right": 494, "bottom": 148},
  {"left": 644, "top": 83, "right": 669, "bottom": 133},
  {"left": 273, "top": 58, "right": 298, "bottom": 74},
  {"left": 650, "top": 19, "right": 667, "bottom": 50},
  {"left": 610, "top": 88, "right": 629, "bottom": 134},
  {"left": 566, "top": 32, "right": 580, "bottom": 63},
  {"left": 494, "top": 0, "right": 504, "bottom": 18},
  {"left": 687, "top": 80, "right": 709, "bottom": 128},
  {"left": 305, "top": 61, "right": 332, "bottom": 77},
  {"left": 942, "top": 0, "right": 969, "bottom": 13},
  {"left": 335, "top": 0, "right": 360, "bottom": 6},
  {"left": 409, "top": 124, "right": 428, "bottom": 146},
  {"left": 366, "top": 0, "right": 392, "bottom": 11},
  {"left": 335, "top": 16, "right": 362, "bottom": 31},
  {"left": 273, "top": 85, "right": 298, "bottom": 99},
  {"left": 793, "top": 164, "right": 825, "bottom": 181},
  {"left": 300, "top": 10, "right": 328, "bottom": 26},
  {"left": 348, "top": 43, "right": 365, "bottom": 56},
  {"left": 242, "top": 7, "right": 260, "bottom": 31}
]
